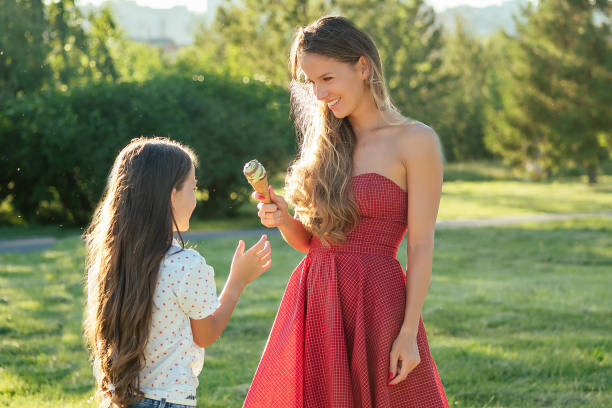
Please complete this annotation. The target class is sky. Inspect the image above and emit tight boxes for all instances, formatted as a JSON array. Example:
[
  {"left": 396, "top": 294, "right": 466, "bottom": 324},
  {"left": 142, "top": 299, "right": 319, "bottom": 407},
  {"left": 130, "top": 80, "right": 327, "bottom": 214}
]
[{"left": 80, "top": 0, "right": 513, "bottom": 14}]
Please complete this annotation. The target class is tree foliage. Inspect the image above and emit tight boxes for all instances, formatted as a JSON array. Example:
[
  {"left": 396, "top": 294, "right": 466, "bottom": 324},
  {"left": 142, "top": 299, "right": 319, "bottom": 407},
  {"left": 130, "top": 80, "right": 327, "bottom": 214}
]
[
  {"left": 3, "top": 0, "right": 610, "bottom": 226},
  {"left": 437, "top": 18, "right": 492, "bottom": 161},
  {"left": 192, "top": 0, "right": 460, "bottom": 156},
  {"left": 0, "top": 75, "right": 293, "bottom": 224},
  {"left": 0, "top": 0, "right": 50, "bottom": 100},
  {"left": 485, "top": 0, "right": 611, "bottom": 182}
]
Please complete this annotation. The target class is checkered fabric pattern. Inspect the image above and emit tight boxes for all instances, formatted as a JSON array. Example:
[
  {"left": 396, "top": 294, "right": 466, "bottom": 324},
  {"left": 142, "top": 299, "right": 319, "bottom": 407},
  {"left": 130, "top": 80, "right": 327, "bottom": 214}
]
[{"left": 243, "top": 173, "right": 449, "bottom": 408}]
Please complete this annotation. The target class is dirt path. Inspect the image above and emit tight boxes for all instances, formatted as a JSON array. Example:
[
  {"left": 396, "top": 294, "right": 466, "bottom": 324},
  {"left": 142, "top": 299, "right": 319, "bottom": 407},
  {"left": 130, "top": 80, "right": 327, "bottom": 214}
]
[{"left": 1, "top": 211, "right": 610, "bottom": 254}]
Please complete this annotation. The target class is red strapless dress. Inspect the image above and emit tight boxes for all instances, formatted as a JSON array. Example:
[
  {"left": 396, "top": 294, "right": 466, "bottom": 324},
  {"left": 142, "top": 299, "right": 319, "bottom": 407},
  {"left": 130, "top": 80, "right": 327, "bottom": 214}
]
[{"left": 243, "top": 173, "right": 449, "bottom": 407}]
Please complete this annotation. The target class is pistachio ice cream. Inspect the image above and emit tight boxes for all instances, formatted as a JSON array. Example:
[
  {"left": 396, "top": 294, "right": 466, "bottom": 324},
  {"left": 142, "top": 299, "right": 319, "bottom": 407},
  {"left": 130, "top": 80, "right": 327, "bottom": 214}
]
[{"left": 243, "top": 159, "right": 271, "bottom": 203}]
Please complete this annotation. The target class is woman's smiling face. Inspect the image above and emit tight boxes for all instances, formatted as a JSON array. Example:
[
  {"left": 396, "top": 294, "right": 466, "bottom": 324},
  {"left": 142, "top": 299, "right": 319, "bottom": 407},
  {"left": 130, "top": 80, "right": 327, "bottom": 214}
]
[{"left": 299, "top": 52, "right": 369, "bottom": 119}]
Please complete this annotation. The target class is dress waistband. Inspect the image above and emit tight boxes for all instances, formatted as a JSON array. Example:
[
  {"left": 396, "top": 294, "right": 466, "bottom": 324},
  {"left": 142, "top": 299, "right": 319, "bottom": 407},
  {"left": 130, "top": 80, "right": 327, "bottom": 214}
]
[{"left": 309, "top": 236, "right": 398, "bottom": 258}]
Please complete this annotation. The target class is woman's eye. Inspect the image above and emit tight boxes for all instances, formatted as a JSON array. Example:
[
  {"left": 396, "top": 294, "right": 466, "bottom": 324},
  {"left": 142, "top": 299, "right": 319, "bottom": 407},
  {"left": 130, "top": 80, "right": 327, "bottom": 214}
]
[{"left": 323, "top": 77, "right": 332, "bottom": 81}]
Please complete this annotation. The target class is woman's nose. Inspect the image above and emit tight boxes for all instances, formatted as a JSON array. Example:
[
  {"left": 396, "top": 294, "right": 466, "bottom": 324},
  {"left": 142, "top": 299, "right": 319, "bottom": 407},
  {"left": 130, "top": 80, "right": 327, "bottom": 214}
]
[{"left": 314, "top": 84, "right": 327, "bottom": 100}]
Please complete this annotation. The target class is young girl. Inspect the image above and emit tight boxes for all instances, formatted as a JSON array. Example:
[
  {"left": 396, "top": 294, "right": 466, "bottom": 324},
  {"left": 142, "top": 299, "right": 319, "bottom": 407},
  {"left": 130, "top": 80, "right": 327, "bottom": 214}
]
[
  {"left": 244, "top": 17, "right": 448, "bottom": 407},
  {"left": 84, "top": 137, "right": 272, "bottom": 408}
]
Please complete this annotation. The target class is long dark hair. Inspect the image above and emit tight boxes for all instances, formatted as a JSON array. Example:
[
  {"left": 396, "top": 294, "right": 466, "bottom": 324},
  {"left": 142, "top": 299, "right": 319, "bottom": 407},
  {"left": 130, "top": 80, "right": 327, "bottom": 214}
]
[{"left": 83, "top": 137, "right": 197, "bottom": 407}]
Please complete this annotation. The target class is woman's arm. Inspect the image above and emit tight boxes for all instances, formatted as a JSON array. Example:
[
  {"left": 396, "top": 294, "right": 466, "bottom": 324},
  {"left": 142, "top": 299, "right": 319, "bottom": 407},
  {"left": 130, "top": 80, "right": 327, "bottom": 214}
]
[
  {"left": 278, "top": 214, "right": 312, "bottom": 253},
  {"left": 389, "top": 123, "right": 443, "bottom": 385},
  {"left": 256, "top": 186, "right": 312, "bottom": 253}
]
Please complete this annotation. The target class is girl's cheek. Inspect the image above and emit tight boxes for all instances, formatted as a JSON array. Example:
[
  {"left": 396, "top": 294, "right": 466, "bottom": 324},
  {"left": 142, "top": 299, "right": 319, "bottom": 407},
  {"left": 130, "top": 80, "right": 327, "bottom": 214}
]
[{"left": 190, "top": 193, "right": 197, "bottom": 211}]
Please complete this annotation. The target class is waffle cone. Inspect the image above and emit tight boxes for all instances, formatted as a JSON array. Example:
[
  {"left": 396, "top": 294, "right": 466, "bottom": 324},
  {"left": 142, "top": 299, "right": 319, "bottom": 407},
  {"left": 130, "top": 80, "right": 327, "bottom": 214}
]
[{"left": 250, "top": 177, "right": 271, "bottom": 204}]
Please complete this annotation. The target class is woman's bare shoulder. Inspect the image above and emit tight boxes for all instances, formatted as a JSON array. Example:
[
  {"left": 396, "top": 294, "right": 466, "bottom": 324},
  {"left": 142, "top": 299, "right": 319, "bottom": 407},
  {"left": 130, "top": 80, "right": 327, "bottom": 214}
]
[{"left": 393, "top": 120, "right": 441, "bottom": 158}]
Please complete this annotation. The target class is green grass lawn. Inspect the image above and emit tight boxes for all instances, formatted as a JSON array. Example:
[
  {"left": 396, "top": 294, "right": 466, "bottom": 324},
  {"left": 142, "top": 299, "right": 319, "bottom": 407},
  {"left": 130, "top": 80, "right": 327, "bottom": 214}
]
[
  {"left": 438, "top": 177, "right": 612, "bottom": 220},
  {"left": 439, "top": 162, "right": 612, "bottom": 219},
  {"left": 0, "top": 217, "right": 610, "bottom": 407}
]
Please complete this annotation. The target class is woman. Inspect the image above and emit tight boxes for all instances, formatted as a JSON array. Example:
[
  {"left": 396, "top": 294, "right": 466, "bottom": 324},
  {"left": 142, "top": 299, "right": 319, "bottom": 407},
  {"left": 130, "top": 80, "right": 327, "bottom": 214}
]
[{"left": 244, "top": 16, "right": 448, "bottom": 407}]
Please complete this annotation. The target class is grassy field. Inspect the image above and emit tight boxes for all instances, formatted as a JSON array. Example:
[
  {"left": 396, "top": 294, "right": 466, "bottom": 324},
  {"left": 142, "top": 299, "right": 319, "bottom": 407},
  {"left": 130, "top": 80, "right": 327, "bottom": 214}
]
[
  {"left": 438, "top": 178, "right": 611, "bottom": 220},
  {"left": 0, "top": 216, "right": 610, "bottom": 407}
]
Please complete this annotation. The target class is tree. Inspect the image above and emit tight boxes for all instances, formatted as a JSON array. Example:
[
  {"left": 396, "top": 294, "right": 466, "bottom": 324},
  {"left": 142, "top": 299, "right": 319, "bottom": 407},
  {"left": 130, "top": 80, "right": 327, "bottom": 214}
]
[
  {"left": 83, "top": 4, "right": 165, "bottom": 83},
  {"left": 191, "top": 0, "right": 328, "bottom": 85},
  {"left": 344, "top": 0, "right": 451, "bottom": 141},
  {"left": 46, "top": 0, "right": 91, "bottom": 88},
  {"left": 436, "top": 18, "right": 492, "bottom": 161},
  {"left": 111, "top": 39, "right": 166, "bottom": 82},
  {"left": 0, "top": 0, "right": 50, "bottom": 100},
  {"left": 86, "top": 6, "right": 120, "bottom": 82},
  {"left": 1, "top": 0, "right": 126, "bottom": 100},
  {"left": 485, "top": 0, "right": 611, "bottom": 183},
  {"left": 191, "top": 0, "right": 451, "bottom": 147}
]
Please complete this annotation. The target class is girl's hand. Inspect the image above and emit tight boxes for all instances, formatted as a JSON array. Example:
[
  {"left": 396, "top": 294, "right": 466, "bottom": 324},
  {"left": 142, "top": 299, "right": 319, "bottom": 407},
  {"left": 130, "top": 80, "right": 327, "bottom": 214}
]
[
  {"left": 253, "top": 186, "right": 290, "bottom": 228},
  {"left": 388, "top": 331, "right": 420, "bottom": 385},
  {"left": 230, "top": 235, "right": 272, "bottom": 286}
]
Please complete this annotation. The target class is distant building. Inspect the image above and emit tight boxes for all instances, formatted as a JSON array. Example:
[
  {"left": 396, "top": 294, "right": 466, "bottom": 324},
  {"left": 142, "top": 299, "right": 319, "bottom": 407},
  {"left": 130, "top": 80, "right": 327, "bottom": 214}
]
[
  {"left": 136, "top": 37, "right": 180, "bottom": 53},
  {"left": 81, "top": 0, "right": 211, "bottom": 46}
]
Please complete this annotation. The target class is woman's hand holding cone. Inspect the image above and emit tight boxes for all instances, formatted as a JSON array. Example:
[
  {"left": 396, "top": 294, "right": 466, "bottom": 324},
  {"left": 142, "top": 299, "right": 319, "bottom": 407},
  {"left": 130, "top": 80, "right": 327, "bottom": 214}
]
[{"left": 254, "top": 186, "right": 289, "bottom": 229}]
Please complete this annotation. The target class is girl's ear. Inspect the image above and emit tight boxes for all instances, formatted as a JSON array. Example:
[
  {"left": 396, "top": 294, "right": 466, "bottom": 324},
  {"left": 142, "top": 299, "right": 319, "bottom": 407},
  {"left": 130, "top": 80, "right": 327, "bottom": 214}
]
[
  {"left": 358, "top": 56, "right": 370, "bottom": 80},
  {"left": 170, "top": 188, "right": 177, "bottom": 208}
]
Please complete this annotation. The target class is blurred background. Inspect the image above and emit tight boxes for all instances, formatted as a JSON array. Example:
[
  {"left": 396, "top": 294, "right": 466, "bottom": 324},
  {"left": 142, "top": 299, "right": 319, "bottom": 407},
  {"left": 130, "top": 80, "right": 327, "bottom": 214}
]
[
  {"left": 0, "top": 1, "right": 610, "bottom": 407},
  {"left": 1, "top": 0, "right": 610, "bottom": 230}
]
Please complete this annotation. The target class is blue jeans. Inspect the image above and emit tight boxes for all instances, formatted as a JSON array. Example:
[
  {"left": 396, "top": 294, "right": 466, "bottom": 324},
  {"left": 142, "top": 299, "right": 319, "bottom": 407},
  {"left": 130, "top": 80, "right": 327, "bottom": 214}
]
[{"left": 127, "top": 397, "right": 195, "bottom": 408}]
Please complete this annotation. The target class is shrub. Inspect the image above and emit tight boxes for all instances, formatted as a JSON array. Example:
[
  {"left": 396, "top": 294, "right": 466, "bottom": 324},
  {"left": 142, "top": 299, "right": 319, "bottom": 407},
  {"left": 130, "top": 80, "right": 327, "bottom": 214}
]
[{"left": 0, "top": 74, "right": 294, "bottom": 224}]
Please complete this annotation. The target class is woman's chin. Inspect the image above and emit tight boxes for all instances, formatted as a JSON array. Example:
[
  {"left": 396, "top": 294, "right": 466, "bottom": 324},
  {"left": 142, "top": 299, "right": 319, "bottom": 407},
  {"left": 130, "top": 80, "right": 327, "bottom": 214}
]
[{"left": 329, "top": 108, "right": 347, "bottom": 119}]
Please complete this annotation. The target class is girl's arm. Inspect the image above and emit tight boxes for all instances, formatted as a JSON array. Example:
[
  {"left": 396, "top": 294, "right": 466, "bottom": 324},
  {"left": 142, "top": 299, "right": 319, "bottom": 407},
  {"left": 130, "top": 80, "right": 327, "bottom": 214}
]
[
  {"left": 256, "top": 186, "right": 312, "bottom": 253},
  {"left": 190, "top": 235, "right": 271, "bottom": 348},
  {"left": 389, "top": 123, "right": 443, "bottom": 385}
]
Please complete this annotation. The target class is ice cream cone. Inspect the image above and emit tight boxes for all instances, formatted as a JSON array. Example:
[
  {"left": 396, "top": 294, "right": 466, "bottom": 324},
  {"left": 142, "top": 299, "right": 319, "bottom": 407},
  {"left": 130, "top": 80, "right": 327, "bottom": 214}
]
[
  {"left": 243, "top": 159, "right": 271, "bottom": 204},
  {"left": 251, "top": 177, "right": 271, "bottom": 204}
]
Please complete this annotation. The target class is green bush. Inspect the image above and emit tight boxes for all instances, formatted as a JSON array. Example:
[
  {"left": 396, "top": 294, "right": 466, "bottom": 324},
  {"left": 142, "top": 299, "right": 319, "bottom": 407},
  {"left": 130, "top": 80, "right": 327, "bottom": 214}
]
[{"left": 0, "top": 74, "right": 294, "bottom": 224}]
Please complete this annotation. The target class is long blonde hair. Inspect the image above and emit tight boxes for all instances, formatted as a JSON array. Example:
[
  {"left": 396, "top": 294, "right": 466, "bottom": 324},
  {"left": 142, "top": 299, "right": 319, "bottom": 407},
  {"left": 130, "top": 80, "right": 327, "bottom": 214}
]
[
  {"left": 83, "top": 137, "right": 197, "bottom": 407},
  {"left": 286, "top": 16, "right": 399, "bottom": 245}
]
